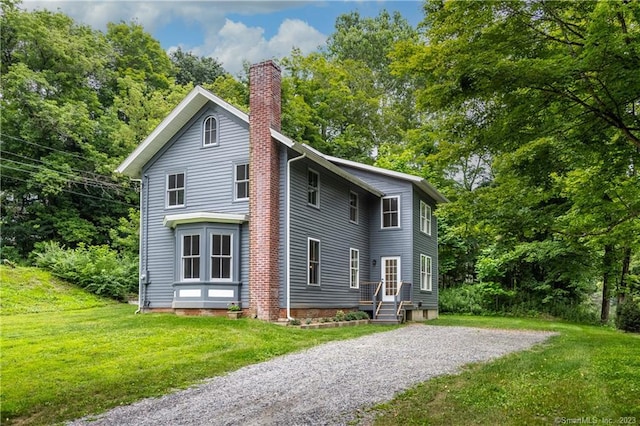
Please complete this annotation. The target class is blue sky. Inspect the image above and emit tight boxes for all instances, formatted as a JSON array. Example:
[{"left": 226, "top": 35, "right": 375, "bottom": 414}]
[{"left": 24, "top": 1, "right": 424, "bottom": 75}]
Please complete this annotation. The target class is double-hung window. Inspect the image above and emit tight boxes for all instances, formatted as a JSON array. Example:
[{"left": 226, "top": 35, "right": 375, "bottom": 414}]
[
  {"left": 234, "top": 163, "right": 249, "bottom": 201},
  {"left": 308, "top": 169, "right": 319, "bottom": 207},
  {"left": 420, "top": 201, "right": 432, "bottom": 235},
  {"left": 381, "top": 196, "right": 400, "bottom": 228},
  {"left": 203, "top": 116, "right": 218, "bottom": 147},
  {"left": 167, "top": 172, "right": 185, "bottom": 207},
  {"left": 308, "top": 238, "right": 320, "bottom": 286},
  {"left": 350, "top": 248, "right": 359, "bottom": 289},
  {"left": 182, "top": 234, "right": 200, "bottom": 280},
  {"left": 420, "top": 254, "right": 432, "bottom": 291},
  {"left": 349, "top": 191, "right": 358, "bottom": 223},
  {"left": 211, "top": 234, "right": 232, "bottom": 281}
]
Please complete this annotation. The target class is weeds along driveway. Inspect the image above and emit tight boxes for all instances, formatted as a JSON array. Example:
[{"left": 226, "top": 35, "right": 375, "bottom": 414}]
[{"left": 68, "top": 324, "right": 555, "bottom": 426}]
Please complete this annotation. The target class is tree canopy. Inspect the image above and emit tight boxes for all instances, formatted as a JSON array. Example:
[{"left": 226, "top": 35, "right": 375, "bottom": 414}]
[{"left": 392, "top": 0, "right": 640, "bottom": 319}]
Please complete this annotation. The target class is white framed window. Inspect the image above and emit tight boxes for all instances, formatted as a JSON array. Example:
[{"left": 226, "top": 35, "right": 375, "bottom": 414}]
[
  {"left": 420, "top": 254, "right": 432, "bottom": 291},
  {"left": 420, "top": 201, "right": 432, "bottom": 235},
  {"left": 350, "top": 248, "right": 359, "bottom": 289},
  {"left": 308, "top": 238, "right": 320, "bottom": 286},
  {"left": 381, "top": 196, "right": 400, "bottom": 228},
  {"left": 307, "top": 169, "right": 319, "bottom": 208},
  {"left": 167, "top": 172, "right": 185, "bottom": 207},
  {"left": 349, "top": 191, "right": 358, "bottom": 223},
  {"left": 203, "top": 116, "right": 218, "bottom": 147},
  {"left": 211, "top": 234, "right": 232, "bottom": 281},
  {"left": 234, "top": 163, "right": 249, "bottom": 201},
  {"left": 182, "top": 234, "right": 200, "bottom": 281}
]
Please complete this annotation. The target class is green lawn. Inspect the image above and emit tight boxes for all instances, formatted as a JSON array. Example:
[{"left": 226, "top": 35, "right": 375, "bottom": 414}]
[
  {"left": 3, "top": 267, "right": 639, "bottom": 425},
  {"left": 0, "top": 266, "right": 114, "bottom": 315},
  {"left": 1, "top": 304, "right": 393, "bottom": 425},
  {"left": 370, "top": 315, "right": 640, "bottom": 425}
]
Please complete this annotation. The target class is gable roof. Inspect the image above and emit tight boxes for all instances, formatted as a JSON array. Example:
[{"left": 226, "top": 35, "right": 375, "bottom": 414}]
[
  {"left": 115, "top": 86, "right": 383, "bottom": 197},
  {"left": 116, "top": 86, "right": 248, "bottom": 179},
  {"left": 115, "top": 86, "right": 446, "bottom": 203},
  {"left": 324, "top": 155, "right": 449, "bottom": 203}
]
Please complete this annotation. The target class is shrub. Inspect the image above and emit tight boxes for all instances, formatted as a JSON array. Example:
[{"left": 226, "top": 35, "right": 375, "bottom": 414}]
[
  {"left": 616, "top": 299, "right": 640, "bottom": 333},
  {"left": 33, "top": 242, "right": 138, "bottom": 301},
  {"left": 439, "top": 284, "right": 487, "bottom": 315},
  {"left": 343, "top": 311, "right": 369, "bottom": 321}
]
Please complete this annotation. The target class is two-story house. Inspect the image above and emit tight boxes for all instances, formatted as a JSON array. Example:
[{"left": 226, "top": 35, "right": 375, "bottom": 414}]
[{"left": 116, "top": 60, "right": 447, "bottom": 323}]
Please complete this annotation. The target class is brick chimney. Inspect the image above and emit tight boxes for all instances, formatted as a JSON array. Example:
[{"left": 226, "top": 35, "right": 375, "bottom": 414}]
[{"left": 248, "top": 60, "right": 281, "bottom": 321}]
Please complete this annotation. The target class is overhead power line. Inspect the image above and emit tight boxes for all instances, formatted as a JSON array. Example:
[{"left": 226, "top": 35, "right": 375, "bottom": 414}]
[{"left": 2, "top": 173, "right": 139, "bottom": 209}]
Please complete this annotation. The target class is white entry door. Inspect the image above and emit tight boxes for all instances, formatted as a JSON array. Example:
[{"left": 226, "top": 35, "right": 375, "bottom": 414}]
[{"left": 381, "top": 257, "right": 400, "bottom": 302}]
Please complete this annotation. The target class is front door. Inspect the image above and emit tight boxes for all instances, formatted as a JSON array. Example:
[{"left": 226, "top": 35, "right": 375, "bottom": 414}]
[{"left": 381, "top": 256, "right": 400, "bottom": 302}]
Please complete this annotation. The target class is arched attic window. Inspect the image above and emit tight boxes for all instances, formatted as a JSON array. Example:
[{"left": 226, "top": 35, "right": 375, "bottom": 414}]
[{"left": 203, "top": 116, "right": 218, "bottom": 147}]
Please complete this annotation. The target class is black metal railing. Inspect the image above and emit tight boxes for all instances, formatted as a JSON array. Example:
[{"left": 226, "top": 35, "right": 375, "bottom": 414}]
[{"left": 359, "top": 281, "right": 381, "bottom": 305}]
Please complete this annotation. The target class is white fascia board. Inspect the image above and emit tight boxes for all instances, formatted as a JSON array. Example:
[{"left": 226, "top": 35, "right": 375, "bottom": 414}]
[
  {"left": 163, "top": 212, "right": 249, "bottom": 228},
  {"left": 270, "top": 130, "right": 383, "bottom": 197},
  {"left": 116, "top": 86, "right": 249, "bottom": 178},
  {"left": 324, "top": 155, "right": 449, "bottom": 203}
]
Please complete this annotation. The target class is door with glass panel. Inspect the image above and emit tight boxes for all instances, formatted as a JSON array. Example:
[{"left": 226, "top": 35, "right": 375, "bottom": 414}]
[{"left": 381, "top": 256, "right": 400, "bottom": 301}]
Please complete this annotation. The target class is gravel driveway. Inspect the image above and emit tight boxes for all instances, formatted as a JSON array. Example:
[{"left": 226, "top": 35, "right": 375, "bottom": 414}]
[{"left": 68, "top": 324, "right": 554, "bottom": 426}]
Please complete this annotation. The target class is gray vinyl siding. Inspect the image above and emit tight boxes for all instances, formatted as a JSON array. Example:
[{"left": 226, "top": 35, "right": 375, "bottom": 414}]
[
  {"left": 413, "top": 188, "right": 438, "bottom": 309},
  {"left": 140, "top": 103, "right": 250, "bottom": 308},
  {"left": 338, "top": 166, "right": 415, "bottom": 285},
  {"left": 287, "top": 154, "right": 370, "bottom": 309}
]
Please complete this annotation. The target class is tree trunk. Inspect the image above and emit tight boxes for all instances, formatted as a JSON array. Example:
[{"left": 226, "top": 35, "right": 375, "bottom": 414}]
[
  {"left": 600, "top": 244, "right": 615, "bottom": 323},
  {"left": 617, "top": 247, "right": 632, "bottom": 309}
]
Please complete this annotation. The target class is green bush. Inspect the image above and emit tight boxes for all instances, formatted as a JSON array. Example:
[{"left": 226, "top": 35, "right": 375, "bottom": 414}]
[
  {"left": 344, "top": 311, "right": 369, "bottom": 321},
  {"left": 33, "top": 242, "right": 138, "bottom": 301},
  {"left": 616, "top": 298, "right": 640, "bottom": 333},
  {"left": 439, "top": 284, "right": 488, "bottom": 315},
  {"left": 440, "top": 282, "right": 599, "bottom": 324}
]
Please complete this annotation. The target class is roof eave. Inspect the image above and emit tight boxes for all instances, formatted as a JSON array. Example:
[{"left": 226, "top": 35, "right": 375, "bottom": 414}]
[
  {"left": 270, "top": 130, "right": 384, "bottom": 197},
  {"left": 323, "top": 155, "right": 449, "bottom": 203},
  {"left": 116, "top": 86, "right": 249, "bottom": 179}
]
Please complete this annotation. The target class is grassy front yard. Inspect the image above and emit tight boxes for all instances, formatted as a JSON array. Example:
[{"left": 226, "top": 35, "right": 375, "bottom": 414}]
[
  {"left": 1, "top": 304, "right": 392, "bottom": 425},
  {"left": 2, "top": 267, "right": 638, "bottom": 425},
  {"left": 371, "top": 316, "right": 640, "bottom": 425}
]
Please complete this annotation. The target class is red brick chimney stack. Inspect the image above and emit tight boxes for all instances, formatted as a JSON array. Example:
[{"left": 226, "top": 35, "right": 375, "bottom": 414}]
[{"left": 248, "top": 60, "right": 281, "bottom": 321}]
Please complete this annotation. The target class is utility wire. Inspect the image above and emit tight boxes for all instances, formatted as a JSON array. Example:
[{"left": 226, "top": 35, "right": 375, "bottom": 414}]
[
  {"left": 0, "top": 147, "right": 129, "bottom": 188},
  {"left": 1, "top": 133, "right": 100, "bottom": 163},
  {"left": 2, "top": 173, "right": 139, "bottom": 209},
  {"left": 1, "top": 156, "right": 129, "bottom": 192}
]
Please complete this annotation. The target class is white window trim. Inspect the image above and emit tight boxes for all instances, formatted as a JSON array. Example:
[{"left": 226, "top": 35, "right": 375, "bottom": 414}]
[
  {"left": 181, "top": 234, "right": 201, "bottom": 282},
  {"left": 233, "top": 162, "right": 249, "bottom": 201},
  {"left": 350, "top": 248, "right": 359, "bottom": 289},
  {"left": 307, "top": 168, "right": 320, "bottom": 208},
  {"left": 381, "top": 195, "right": 400, "bottom": 229},
  {"left": 166, "top": 172, "right": 186, "bottom": 209},
  {"left": 349, "top": 191, "right": 358, "bottom": 224},
  {"left": 210, "top": 233, "right": 233, "bottom": 282},
  {"left": 420, "top": 200, "right": 432, "bottom": 236},
  {"left": 202, "top": 115, "right": 219, "bottom": 147},
  {"left": 420, "top": 254, "right": 433, "bottom": 291},
  {"left": 308, "top": 237, "right": 320, "bottom": 286}
]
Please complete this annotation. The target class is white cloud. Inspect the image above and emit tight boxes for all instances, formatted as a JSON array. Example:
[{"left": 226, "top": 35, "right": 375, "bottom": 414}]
[{"left": 202, "top": 18, "right": 326, "bottom": 75}]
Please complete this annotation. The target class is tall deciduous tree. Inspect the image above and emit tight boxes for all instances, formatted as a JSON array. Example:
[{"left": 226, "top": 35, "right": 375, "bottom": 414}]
[
  {"left": 169, "top": 47, "right": 225, "bottom": 86},
  {"left": 393, "top": 0, "right": 640, "bottom": 316},
  {"left": 0, "top": 4, "right": 180, "bottom": 258},
  {"left": 279, "top": 11, "right": 422, "bottom": 162}
]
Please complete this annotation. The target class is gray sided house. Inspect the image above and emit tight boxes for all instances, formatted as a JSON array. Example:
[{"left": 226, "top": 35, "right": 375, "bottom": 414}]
[{"left": 117, "top": 61, "right": 448, "bottom": 323}]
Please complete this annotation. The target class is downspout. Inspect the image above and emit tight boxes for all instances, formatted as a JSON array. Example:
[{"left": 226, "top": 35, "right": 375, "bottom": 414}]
[
  {"left": 135, "top": 174, "right": 149, "bottom": 314},
  {"left": 286, "top": 152, "right": 307, "bottom": 320}
]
